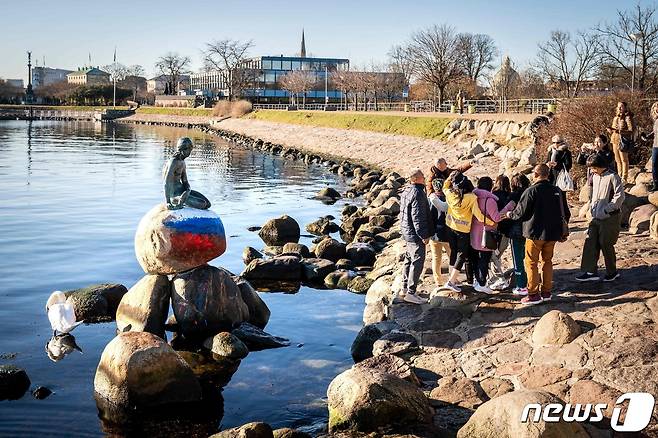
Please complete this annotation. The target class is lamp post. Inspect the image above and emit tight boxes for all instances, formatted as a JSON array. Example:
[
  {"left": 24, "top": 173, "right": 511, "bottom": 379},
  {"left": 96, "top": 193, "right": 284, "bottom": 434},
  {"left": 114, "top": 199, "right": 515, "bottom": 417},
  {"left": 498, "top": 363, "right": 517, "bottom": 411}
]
[
  {"left": 26, "top": 51, "right": 34, "bottom": 106},
  {"left": 630, "top": 32, "right": 643, "bottom": 93},
  {"left": 324, "top": 64, "right": 329, "bottom": 107}
]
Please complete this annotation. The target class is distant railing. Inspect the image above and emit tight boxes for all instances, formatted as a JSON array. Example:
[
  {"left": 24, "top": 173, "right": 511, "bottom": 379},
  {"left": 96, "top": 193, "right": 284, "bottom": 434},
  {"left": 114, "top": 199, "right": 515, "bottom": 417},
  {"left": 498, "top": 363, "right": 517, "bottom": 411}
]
[
  {"left": 0, "top": 108, "right": 96, "bottom": 121},
  {"left": 252, "top": 98, "right": 558, "bottom": 115}
]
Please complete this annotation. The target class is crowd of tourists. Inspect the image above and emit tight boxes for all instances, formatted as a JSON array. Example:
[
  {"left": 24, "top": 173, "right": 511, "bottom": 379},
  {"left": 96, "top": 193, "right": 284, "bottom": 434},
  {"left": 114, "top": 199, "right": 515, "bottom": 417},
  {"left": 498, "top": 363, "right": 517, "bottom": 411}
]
[{"left": 396, "top": 100, "right": 658, "bottom": 306}]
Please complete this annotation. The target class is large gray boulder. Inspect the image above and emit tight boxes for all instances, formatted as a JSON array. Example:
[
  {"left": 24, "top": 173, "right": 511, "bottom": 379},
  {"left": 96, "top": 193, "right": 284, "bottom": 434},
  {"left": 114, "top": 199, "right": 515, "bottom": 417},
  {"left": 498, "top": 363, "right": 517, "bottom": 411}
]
[
  {"left": 64, "top": 283, "right": 128, "bottom": 323},
  {"left": 305, "top": 217, "right": 341, "bottom": 236},
  {"left": 116, "top": 274, "right": 171, "bottom": 338},
  {"left": 345, "top": 243, "right": 376, "bottom": 266},
  {"left": 629, "top": 204, "right": 658, "bottom": 234},
  {"left": 301, "top": 258, "right": 336, "bottom": 283},
  {"left": 235, "top": 279, "right": 270, "bottom": 329},
  {"left": 172, "top": 265, "right": 249, "bottom": 338},
  {"left": 94, "top": 331, "right": 201, "bottom": 409},
  {"left": 203, "top": 332, "right": 248, "bottom": 360},
  {"left": 351, "top": 321, "right": 402, "bottom": 363},
  {"left": 210, "top": 422, "right": 273, "bottom": 438},
  {"left": 457, "top": 390, "right": 588, "bottom": 438},
  {"left": 327, "top": 367, "right": 433, "bottom": 432},
  {"left": 258, "top": 215, "right": 300, "bottom": 246},
  {"left": 242, "top": 256, "right": 303, "bottom": 282},
  {"left": 314, "top": 238, "right": 347, "bottom": 262}
]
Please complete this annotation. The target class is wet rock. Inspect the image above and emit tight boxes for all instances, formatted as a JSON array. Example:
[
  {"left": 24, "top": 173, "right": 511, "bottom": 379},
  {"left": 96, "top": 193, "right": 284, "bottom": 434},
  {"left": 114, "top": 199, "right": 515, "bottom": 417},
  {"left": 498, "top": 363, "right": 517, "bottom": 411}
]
[
  {"left": 116, "top": 274, "right": 171, "bottom": 338},
  {"left": 629, "top": 204, "right": 657, "bottom": 234},
  {"left": 351, "top": 321, "right": 402, "bottom": 363},
  {"left": 32, "top": 386, "right": 53, "bottom": 400},
  {"left": 363, "top": 302, "right": 388, "bottom": 325},
  {"left": 135, "top": 204, "right": 227, "bottom": 275},
  {"left": 232, "top": 322, "right": 290, "bottom": 351},
  {"left": 300, "top": 258, "right": 336, "bottom": 283},
  {"left": 281, "top": 242, "right": 311, "bottom": 258},
  {"left": 347, "top": 276, "right": 373, "bottom": 294},
  {"left": 203, "top": 332, "right": 248, "bottom": 360},
  {"left": 177, "top": 350, "right": 240, "bottom": 387},
  {"left": 242, "top": 256, "right": 303, "bottom": 282},
  {"left": 0, "top": 365, "right": 30, "bottom": 400},
  {"left": 258, "top": 215, "right": 300, "bottom": 246},
  {"left": 327, "top": 367, "right": 432, "bottom": 432},
  {"left": 457, "top": 390, "right": 588, "bottom": 438},
  {"left": 368, "top": 214, "right": 395, "bottom": 228},
  {"left": 272, "top": 428, "right": 312, "bottom": 438},
  {"left": 365, "top": 274, "right": 394, "bottom": 306},
  {"left": 94, "top": 331, "right": 201, "bottom": 409},
  {"left": 355, "top": 353, "right": 421, "bottom": 386},
  {"left": 314, "top": 238, "right": 346, "bottom": 262},
  {"left": 341, "top": 205, "right": 358, "bottom": 217},
  {"left": 316, "top": 187, "right": 342, "bottom": 200},
  {"left": 430, "top": 377, "right": 488, "bottom": 409},
  {"left": 346, "top": 243, "right": 376, "bottom": 266},
  {"left": 65, "top": 283, "right": 128, "bottom": 323},
  {"left": 324, "top": 270, "right": 355, "bottom": 289},
  {"left": 235, "top": 279, "right": 270, "bottom": 329},
  {"left": 372, "top": 331, "right": 419, "bottom": 356},
  {"left": 210, "top": 422, "right": 273, "bottom": 438},
  {"left": 242, "top": 246, "right": 263, "bottom": 265},
  {"left": 172, "top": 265, "right": 249, "bottom": 338},
  {"left": 247, "top": 226, "right": 261, "bottom": 232},
  {"left": 306, "top": 217, "right": 341, "bottom": 236},
  {"left": 532, "top": 310, "right": 581, "bottom": 346},
  {"left": 335, "top": 258, "right": 355, "bottom": 270},
  {"left": 262, "top": 245, "right": 284, "bottom": 256}
]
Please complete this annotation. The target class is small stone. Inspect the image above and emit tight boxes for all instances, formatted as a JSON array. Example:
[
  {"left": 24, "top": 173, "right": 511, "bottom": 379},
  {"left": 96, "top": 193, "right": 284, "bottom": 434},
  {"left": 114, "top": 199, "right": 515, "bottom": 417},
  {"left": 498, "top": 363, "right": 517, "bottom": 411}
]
[
  {"left": 242, "top": 246, "right": 263, "bottom": 265},
  {"left": 258, "top": 215, "right": 300, "bottom": 246},
  {"left": 430, "top": 377, "right": 488, "bottom": 409},
  {"left": 0, "top": 365, "right": 30, "bottom": 400},
  {"left": 203, "top": 332, "right": 249, "bottom": 360},
  {"left": 316, "top": 187, "right": 342, "bottom": 200},
  {"left": 532, "top": 310, "right": 581, "bottom": 345},
  {"left": 479, "top": 377, "right": 514, "bottom": 399},
  {"left": 345, "top": 243, "right": 376, "bottom": 266},
  {"left": 273, "top": 428, "right": 311, "bottom": 438},
  {"left": 351, "top": 321, "right": 401, "bottom": 362},
  {"left": 32, "top": 386, "right": 53, "bottom": 400},
  {"left": 372, "top": 330, "right": 419, "bottom": 356},
  {"left": 232, "top": 322, "right": 290, "bottom": 351},
  {"left": 300, "top": 258, "right": 336, "bottom": 283},
  {"left": 347, "top": 276, "right": 373, "bottom": 294},
  {"left": 242, "top": 256, "right": 303, "bottom": 282},
  {"left": 282, "top": 242, "right": 311, "bottom": 258},
  {"left": 324, "top": 270, "right": 354, "bottom": 289},
  {"left": 210, "top": 422, "right": 274, "bottom": 438},
  {"left": 314, "top": 238, "right": 346, "bottom": 262}
]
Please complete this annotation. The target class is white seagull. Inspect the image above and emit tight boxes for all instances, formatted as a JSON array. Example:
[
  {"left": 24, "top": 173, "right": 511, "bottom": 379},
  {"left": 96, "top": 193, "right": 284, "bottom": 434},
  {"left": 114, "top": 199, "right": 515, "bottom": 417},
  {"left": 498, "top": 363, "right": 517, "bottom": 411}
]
[{"left": 45, "top": 291, "right": 84, "bottom": 335}]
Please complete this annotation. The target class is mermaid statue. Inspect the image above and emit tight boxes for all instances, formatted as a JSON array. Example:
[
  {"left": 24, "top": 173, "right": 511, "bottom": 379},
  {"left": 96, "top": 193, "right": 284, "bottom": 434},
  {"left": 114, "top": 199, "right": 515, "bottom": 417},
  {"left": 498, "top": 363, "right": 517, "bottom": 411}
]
[{"left": 163, "top": 137, "right": 211, "bottom": 210}]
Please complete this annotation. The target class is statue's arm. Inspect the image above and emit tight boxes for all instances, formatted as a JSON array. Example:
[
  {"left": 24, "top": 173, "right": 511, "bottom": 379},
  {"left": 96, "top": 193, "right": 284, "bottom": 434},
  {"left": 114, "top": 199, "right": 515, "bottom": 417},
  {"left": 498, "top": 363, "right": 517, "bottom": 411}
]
[
  {"left": 164, "top": 161, "right": 182, "bottom": 208},
  {"left": 181, "top": 167, "right": 190, "bottom": 191}
]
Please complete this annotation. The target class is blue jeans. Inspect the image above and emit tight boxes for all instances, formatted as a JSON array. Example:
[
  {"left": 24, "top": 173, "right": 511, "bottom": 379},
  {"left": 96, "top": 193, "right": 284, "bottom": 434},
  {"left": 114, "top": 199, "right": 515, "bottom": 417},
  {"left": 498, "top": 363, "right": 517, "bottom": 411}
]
[{"left": 651, "top": 147, "right": 658, "bottom": 189}]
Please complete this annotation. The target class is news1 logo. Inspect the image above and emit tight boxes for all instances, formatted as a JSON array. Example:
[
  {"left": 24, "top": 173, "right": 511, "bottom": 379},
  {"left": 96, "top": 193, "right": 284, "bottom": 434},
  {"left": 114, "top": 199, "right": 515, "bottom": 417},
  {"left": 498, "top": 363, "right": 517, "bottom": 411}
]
[{"left": 521, "top": 392, "right": 655, "bottom": 432}]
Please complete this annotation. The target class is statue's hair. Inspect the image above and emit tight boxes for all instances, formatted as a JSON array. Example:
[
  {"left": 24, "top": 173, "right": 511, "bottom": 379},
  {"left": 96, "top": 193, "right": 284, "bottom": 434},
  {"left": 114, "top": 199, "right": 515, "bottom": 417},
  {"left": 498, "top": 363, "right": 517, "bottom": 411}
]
[
  {"left": 176, "top": 137, "right": 194, "bottom": 151},
  {"left": 651, "top": 102, "right": 658, "bottom": 120}
]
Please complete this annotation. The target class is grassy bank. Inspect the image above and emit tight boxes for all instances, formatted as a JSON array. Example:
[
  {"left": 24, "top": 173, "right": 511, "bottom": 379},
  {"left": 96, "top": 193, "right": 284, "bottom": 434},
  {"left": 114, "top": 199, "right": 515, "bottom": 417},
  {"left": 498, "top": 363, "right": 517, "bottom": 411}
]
[{"left": 248, "top": 110, "right": 451, "bottom": 139}]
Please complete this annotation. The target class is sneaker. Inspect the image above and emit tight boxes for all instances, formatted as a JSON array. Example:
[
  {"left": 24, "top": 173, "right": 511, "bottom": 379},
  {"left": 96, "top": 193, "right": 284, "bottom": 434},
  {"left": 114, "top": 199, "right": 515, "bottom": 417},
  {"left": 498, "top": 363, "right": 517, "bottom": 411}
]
[
  {"left": 440, "top": 281, "right": 462, "bottom": 293},
  {"left": 489, "top": 279, "right": 508, "bottom": 291},
  {"left": 540, "top": 292, "right": 552, "bottom": 301},
  {"left": 392, "top": 292, "right": 406, "bottom": 304},
  {"left": 575, "top": 272, "right": 600, "bottom": 282},
  {"left": 603, "top": 272, "right": 620, "bottom": 282},
  {"left": 512, "top": 287, "right": 528, "bottom": 296},
  {"left": 521, "top": 295, "right": 543, "bottom": 306},
  {"left": 474, "top": 282, "right": 496, "bottom": 294},
  {"left": 403, "top": 293, "right": 427, "bottom": 304}
]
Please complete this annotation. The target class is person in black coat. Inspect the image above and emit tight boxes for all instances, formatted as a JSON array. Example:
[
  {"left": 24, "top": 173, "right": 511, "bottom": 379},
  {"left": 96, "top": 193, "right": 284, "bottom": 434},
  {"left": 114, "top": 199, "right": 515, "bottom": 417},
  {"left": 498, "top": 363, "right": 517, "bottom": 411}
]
[
  {"left": 506, "top": 164, "right": 570, "bottom": 306},
  {"left": 546, "top": 135, "right": 573, "bottom": 185},
  {"left": 399, "top": 169, "right": 432, "bottom": 304}
]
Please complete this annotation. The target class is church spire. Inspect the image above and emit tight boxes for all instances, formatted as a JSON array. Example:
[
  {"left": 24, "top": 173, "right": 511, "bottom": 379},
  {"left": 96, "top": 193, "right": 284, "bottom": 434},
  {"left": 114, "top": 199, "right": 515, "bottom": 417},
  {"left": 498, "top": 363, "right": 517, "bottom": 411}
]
[{"left": 300, "top": 28, "right": 306, "bottom": 58}]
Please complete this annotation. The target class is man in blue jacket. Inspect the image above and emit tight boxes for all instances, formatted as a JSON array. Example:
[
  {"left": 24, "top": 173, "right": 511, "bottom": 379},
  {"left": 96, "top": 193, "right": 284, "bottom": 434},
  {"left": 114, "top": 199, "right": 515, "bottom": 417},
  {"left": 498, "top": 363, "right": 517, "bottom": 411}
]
[{"left": 399, "top": 169, "right": 432, "bottom": 304}]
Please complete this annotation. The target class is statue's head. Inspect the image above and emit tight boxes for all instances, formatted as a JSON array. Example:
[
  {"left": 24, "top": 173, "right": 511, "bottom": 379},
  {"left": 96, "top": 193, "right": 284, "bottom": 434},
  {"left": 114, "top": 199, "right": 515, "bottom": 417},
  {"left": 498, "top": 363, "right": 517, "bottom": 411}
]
[{"left": 176, "top": 137, "right": 194, "bottom": 158}]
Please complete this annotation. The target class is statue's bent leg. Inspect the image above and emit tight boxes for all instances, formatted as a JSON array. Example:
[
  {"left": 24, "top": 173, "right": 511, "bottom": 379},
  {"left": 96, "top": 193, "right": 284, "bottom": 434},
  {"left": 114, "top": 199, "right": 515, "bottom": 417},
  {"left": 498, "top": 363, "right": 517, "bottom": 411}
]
[{"left": 185, "top": 190, "right": 211, "bottom": 209}]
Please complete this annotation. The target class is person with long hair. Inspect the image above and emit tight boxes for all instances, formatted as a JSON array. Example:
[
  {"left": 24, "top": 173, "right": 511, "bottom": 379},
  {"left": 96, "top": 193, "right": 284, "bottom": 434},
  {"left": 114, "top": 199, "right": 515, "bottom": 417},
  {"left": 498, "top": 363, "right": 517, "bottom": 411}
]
[
  {"left": 608, "top": 101, "right": 634, "bottom": 183},
  {"left": 578, "top": 134, "right": 614, "bottom": 171},
  {"left": 488, "top": 175, "right": 512, "bottom": 290},
  {"left": 546, "top": 135, "right": 573, "bottom": 185},
  {"left": 468, "top": 177, "right": 516, "bottom": 293},
  {"left": 427, "top": 178, "right": 451, "bottom": 293},
  {"left": 441, "top": 171, "right": 485, "bottom": 292},
  {"left": 505, "top": 173, "right": 531, "bottom": 296}
]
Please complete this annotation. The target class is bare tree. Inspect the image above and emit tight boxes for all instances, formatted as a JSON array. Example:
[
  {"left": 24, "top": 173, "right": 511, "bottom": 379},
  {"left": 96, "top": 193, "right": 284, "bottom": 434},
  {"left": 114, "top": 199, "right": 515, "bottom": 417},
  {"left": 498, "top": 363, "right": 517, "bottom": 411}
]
[
  {"left": 127, "top": 64, "right": 145, "bottom": 77},
  {"left": 535, "top": 30, "right": 600, "bottom": 97},
  {"left": 279, "top": 70, "right": 317, "bottom": 105},
  {"left": 155, "top": 52, "right": 191, "bottom": 95},
  {"left": 596, "top": 2, "right": 658, "bottom": 92},
  {"left": 387, "top": 44, "right": 413, "bottom": 85},
  {"left": 102, "top": 63, "right": 129, "bottom": 82},
  {"left": 456, "top": 33, "right": 498, "bottom": 83},
  {"left": 203, "top": 39, "right": 255, "bottom": 100},
  {"left": 407, "top": 24, "right": 463, "bottom": 105}
]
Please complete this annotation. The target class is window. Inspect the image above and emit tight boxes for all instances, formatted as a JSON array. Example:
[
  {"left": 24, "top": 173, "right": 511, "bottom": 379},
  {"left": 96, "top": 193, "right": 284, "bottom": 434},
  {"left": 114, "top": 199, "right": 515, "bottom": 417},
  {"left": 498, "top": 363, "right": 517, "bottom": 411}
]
[
  {"left": 281, "top": 60, "right": 292, "bottom": 70},
  {"left": 291, "top": 61, "right": 301, "bottom": 70},
  {"left": 265, "top": 72, "right": 276, "bottom": 83},
  {"left": 262, "top": 59, "right": 272, "bottom": 69},
  {"left": 271, "top": 60, "right": 282, "bottom": 70}
]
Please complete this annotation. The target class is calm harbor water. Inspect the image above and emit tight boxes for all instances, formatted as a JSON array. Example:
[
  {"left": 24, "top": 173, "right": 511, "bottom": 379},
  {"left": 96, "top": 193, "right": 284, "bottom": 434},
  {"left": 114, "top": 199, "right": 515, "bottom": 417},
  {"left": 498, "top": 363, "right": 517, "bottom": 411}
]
[{"left": 0, "top": 120, "right": 363, "bottom": 437}]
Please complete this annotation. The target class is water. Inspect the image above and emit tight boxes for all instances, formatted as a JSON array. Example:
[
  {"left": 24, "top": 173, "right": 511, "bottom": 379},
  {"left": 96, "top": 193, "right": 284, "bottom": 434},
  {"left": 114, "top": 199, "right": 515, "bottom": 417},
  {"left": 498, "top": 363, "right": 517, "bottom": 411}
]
[{"left": 0, "top": 120, "right": 364, "bottom": 437}]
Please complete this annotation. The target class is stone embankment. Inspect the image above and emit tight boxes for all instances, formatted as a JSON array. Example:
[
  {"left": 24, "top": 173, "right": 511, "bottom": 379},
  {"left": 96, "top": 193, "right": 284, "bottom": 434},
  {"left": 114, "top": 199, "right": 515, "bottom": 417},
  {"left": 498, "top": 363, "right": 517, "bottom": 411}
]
[{"left": 114, "top": 114, "right": 658, "bottom": 436}]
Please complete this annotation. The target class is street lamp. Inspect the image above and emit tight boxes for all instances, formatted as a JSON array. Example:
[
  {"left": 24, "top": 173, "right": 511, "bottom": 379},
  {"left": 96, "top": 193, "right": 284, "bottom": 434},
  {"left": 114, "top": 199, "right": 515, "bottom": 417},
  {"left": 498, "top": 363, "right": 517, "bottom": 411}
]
[
  {"left": 630, "top": 32, "right": 643, "bottom": 93},
  {"left": 325, "top": 64, "right": 329, "bottom": 107}
]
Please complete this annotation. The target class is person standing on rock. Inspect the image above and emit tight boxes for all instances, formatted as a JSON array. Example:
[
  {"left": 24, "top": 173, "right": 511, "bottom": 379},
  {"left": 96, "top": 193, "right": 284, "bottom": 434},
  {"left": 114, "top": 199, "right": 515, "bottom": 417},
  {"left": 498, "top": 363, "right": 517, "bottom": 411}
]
[
  {"left": 428, "top": 158, "right": 474, "bottom": 183},
  {"left": 608, "top": 101, "right": 634, "bottom": 183},
  {"left": 546, "top": 135, "right": 572, "bottom": 185},
  {"left": 488, "top": 175, "right": 512, "bottom": 290},
  {"left": 644, "top": 102, "right": 658, "bottom": 192},
  {"left": 506, "top": 164, "right": 570, "bottom": 305},
  {"left": 467, "top": 177, "right": 516, "bottom": 294},
  {"left": 427, "top": 178, "right": 451, "bottom": 294},
  {"left": 575, "top": 154, "right": 625, "bottom": 282},
  {"left": 504, "top": 173, "right": 531, "bottom": 296},
  {"left": 399, "top": 169, "right": 432, "bottom": 304},
  {"left": 441, "top": 172, "right": 485, "bottom": 293}
]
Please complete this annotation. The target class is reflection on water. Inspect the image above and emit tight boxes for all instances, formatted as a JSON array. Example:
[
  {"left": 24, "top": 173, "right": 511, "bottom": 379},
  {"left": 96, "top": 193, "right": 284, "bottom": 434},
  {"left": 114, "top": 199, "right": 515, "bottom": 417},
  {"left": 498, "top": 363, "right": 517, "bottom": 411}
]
[{"left": 0, "top": 120, "right": 364, "bottom": 437}]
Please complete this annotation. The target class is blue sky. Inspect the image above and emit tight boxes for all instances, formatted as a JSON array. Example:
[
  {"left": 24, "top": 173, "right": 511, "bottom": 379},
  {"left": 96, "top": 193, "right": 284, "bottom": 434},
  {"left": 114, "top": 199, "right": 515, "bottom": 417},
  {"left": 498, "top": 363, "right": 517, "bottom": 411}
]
[{"left": 0, "top": 0, "right": 636, "bottom": 81}]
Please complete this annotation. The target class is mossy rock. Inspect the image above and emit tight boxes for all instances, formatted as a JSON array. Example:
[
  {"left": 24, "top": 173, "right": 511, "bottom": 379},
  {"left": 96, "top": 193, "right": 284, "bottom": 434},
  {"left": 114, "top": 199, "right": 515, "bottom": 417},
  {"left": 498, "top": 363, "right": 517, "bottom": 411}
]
[{"left": 347, "top": 277, "right": 374, "bottom": 294}]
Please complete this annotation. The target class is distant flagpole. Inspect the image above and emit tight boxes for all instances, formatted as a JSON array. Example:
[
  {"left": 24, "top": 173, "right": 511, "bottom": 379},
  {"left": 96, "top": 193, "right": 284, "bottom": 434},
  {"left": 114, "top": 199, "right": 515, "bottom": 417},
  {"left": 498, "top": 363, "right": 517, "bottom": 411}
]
[{"left": 113, "top": 47, "right": 117, "bottom": 108}]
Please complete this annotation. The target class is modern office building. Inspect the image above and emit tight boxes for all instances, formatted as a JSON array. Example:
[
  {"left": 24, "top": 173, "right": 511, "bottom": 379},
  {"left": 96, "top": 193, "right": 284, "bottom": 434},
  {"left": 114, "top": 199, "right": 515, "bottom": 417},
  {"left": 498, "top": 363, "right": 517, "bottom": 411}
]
[
  {"left": 5, "top": 79, "right": 24, "bottom": 89},
  {"left": 67, "top": 67, "right": 111, "bottom": 85},
  {"left": 32, "top": 67, "right": 73, "bottom": 88}
]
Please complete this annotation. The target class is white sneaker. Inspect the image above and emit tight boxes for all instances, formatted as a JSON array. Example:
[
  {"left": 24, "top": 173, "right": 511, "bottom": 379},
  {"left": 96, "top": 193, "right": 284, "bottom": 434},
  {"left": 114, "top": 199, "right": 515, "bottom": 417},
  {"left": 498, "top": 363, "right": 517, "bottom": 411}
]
[
  {"left": 512, "top": 287, "right": 528, "bottom": 296},
  {"left": 440, "top": 281, "right": 462, "bottom": 293},
  {"left": 404, "top": 293, "right": 427, "bottom": 304},
  {"left": 474, "top": 282, "right": 495, "bottom": 294},
  {"left": 392, "top": 292, "right": 406, "bottom": 303},
  {"left": 489, "top": 279, "right": 508, "bottom": 291}
]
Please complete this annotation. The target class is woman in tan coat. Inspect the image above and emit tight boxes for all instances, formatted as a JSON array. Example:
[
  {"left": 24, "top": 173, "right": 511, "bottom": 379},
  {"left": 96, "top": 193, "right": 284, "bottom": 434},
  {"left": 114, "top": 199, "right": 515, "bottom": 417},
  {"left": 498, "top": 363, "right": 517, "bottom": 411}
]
[{"left": 608, "top": 101, "right": 634, "bottom": 182}]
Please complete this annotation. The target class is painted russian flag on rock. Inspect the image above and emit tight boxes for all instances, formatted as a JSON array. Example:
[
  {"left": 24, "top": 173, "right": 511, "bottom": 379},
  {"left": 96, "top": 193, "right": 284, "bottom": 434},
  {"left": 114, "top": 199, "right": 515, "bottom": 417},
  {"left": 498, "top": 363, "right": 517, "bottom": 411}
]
[{"left": 135, "top": 204, "right": 227, "bottom": 275}]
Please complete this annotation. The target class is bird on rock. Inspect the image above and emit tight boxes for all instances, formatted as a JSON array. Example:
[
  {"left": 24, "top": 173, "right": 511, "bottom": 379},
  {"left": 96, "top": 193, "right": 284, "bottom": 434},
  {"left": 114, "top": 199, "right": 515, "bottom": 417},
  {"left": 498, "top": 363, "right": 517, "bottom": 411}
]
[{"left": 45, "top": 291, "right": 84, "bottom": 336}]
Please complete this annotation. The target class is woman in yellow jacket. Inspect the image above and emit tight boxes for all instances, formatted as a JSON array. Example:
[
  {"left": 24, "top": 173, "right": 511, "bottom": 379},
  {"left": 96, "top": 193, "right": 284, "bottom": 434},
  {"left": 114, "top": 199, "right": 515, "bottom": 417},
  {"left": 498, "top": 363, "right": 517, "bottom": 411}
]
[
  {"left": 608, "top": 101, "right": 634, "bottom": 182},
  {"left": 441, "top": 171, "right": 485, "bottom": 292}
]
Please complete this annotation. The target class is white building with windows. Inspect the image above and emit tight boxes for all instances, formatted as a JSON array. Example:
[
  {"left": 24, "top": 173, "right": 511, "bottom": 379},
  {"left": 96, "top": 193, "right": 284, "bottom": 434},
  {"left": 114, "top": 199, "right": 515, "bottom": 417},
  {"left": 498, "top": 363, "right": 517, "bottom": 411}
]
[{"left": 32, "top": 67, "right": 73, "bottom": 88}]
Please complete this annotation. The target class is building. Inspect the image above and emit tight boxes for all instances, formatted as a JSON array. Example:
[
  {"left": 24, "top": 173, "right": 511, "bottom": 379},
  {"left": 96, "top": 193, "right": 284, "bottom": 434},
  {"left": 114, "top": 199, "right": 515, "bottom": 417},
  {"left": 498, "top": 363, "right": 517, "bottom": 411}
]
[
  {"left": 154, "top": 95, "right": 198, "bottom": 107},
  {"left": 189, "top": 71, "right": 230, "bottom": 98},
  {"left": 67, "top": 67, "right": 111, "bottom": 86},
  {"left": 32, "top": 67, "right": 73, "bottom": 88},
  {"left": 147, "top": 75, "right": 190, "bottom": 95},
  {"left": 5, "top": 79, "right": 24, "bottom": 89}
]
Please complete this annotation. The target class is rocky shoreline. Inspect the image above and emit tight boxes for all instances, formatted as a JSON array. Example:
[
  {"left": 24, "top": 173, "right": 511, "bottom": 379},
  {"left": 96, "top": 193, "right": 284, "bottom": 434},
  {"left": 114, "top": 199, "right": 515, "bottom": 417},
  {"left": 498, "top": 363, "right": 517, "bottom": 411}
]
[{"left": 109, "top": 115, "right": 658, "bottom": 437}]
